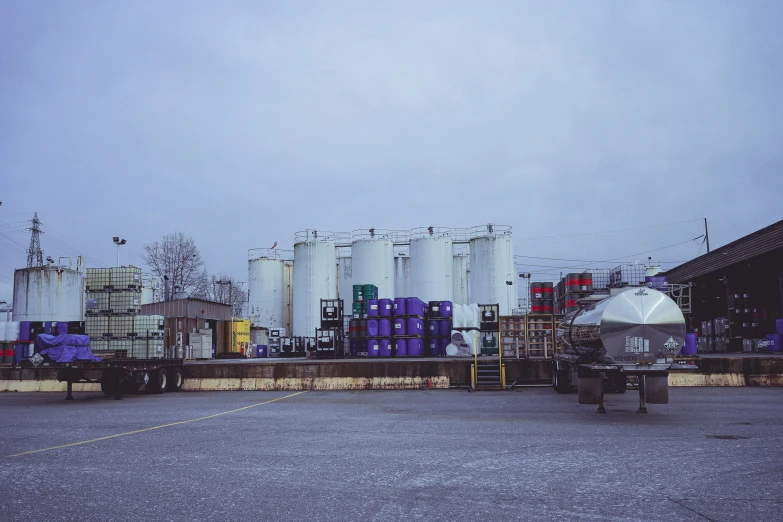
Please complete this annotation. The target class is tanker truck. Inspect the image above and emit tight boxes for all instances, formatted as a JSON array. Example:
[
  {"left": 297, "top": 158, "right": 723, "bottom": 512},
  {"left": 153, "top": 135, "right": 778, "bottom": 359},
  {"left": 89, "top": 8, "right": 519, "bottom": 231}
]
[{"left": 552, "top": 286, "right": 696, "bottom": 413}]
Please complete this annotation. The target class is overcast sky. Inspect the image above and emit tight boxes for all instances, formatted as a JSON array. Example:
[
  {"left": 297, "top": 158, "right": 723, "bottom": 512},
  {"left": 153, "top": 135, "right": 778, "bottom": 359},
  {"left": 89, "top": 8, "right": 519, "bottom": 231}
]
[{"left": 2, "top": 1, "right": 782, "bottom": 305}]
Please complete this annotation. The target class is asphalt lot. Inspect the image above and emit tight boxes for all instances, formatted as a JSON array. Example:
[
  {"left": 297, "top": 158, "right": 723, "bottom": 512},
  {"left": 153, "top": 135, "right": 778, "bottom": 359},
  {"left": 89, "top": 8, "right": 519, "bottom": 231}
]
[{"left": 1, "top": 387, "right": 782, "bottom": 522}]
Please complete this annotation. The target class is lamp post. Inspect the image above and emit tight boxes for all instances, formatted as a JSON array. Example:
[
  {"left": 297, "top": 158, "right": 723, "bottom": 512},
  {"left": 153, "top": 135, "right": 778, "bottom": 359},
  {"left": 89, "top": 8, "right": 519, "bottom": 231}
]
[{"left": 112, "top": 237, "right": 126, "bottom": 267}]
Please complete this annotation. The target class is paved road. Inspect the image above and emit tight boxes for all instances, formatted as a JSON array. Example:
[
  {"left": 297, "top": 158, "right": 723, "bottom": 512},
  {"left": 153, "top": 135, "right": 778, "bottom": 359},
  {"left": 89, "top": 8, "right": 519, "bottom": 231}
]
[{"left": 1, "top": 388, "right": 782, "bottom": 521}]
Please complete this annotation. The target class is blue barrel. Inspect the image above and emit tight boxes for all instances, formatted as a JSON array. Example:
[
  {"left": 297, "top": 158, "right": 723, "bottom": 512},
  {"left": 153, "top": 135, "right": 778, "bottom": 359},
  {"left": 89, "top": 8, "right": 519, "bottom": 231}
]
[
  {"left": 367, "top": 339, "right": 380, "bottom": 357},
  {"left": 395, "top": 339, "right": 407, "bottom": 357},
  {"left": 427, "top": 320, "right": 439, "bottom": 336},
  {"left": 438, "top": 338, "right": 449, "bottom": 355},
  {"left": 19, "top": 322, "right": 31, "bottom": 359},
  {"left": 777, "top": 319, "right": 783, "bottom": 335},
  {"left": 366, "top": 299, "right": 380, "bottom": 317},
  {"left": 427, "top": 337, "right": 438, "bottom": 356},
  {"left": 56, "top": 321, "right": 70, "bottom": 336},
  {"left": 379, "top": 299, "right": 393, "bottom": 317},
  {"left": 406, "top": 297, "right": 423, "bottom": 317},
  {"left": 393, "top": 318, "right": 407, "bottom": 335},
  {"left": 439, "top": 319, "right": 451, "bottom": 337},
  {"left": 43, "top": 321, "right": 53, "bottom": 335},
  {"left": 379, "top": 318, "right": 391, "bottom": 337},
  {"left": 408, "top": 338, "right": 423, "bottom": 357},
  {"left": 349, "top": 340, "right": 360, "bottom": 356},
  {"left": 767, "top": 334, "right": 782, "bottom": 353},
  {"left": 256, "top": 345, "right": 268, "bottom": 358},
  {"left": 439, "top": 301, "right": 453, "bottom": 318},
  {"left": 407, "top": 317, "right": 424, "bottom": 335},
  {"left": 682, "top": 334, "right": 697, "bottom": 355},
  {"left": 379, "top": 338, "right": 392, "bottom": 357},
  {"left": 393, "top": 298, "right": 407, "bottom": 315},
  {"left": 367, "top": 319, "right": 379, "bottom": 337}
]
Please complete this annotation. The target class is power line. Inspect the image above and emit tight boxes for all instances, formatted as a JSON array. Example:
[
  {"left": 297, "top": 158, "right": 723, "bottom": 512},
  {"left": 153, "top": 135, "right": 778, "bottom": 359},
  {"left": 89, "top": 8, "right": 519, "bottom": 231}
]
[{"left": 514, "top": 218, "right": 703, "bottom": 242}]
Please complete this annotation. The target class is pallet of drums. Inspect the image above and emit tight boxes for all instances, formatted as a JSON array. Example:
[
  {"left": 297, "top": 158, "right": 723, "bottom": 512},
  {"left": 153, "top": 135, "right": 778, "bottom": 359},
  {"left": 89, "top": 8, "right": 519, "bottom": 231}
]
[
  {"left": 347, "top": 297, "right": 454, "bottom": 357},
  {"left": 0, "top": 320, "right": 87, "bottom": 365}
]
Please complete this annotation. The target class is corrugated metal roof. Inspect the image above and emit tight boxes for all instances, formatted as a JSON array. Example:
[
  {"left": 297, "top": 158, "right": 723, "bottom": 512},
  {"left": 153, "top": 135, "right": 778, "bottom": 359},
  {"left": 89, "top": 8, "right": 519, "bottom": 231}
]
[
  {"left": 665, "top": 219, "right": 783, "bottom": 283},
  {"left": 140, "top": 298, "right": 232, "bottom": 320}
]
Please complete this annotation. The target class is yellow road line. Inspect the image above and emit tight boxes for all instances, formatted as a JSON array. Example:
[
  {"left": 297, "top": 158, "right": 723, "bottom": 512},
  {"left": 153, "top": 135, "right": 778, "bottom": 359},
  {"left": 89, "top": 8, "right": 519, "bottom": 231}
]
[{"left": 5, "top": 391, "right": 308, "bottom": 458}]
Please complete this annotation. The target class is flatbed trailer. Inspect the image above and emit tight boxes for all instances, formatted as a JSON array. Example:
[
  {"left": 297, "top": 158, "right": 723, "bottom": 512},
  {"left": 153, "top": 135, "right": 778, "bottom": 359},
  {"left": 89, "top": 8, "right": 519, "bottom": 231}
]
[{"left": 20, "top": 357, "right": 185, "bottom": 400}]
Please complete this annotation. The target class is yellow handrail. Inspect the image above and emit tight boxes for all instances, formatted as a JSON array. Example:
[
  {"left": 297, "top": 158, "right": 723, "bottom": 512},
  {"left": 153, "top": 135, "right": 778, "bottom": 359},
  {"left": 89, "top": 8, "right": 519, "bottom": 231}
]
[{"left": 501, "top": 364, "right": 506, "bottom": 390}]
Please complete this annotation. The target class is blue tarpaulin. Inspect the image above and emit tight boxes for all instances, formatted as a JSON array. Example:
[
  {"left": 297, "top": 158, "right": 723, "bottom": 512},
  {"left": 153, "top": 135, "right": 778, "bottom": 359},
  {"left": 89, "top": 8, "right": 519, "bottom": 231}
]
[{"left": 34, "top": 334, "right": 102, "bottom": 363}]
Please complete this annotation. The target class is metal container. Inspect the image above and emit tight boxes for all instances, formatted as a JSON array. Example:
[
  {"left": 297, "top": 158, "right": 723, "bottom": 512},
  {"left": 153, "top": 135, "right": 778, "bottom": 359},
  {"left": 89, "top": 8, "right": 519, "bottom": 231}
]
[
  {"left": 579, "top": 272, "right": 593, "bottom": 291},
  {"left": 469, "top": 225, "right": 516, "bottom": 316},
  {"left": 566, "top": 273, "right": 581, "bottom": 293},
  {"left": 13, "top": 265, "right": 85, "bottom": 321},
  {"left": 394, "top": 254, "right": 410, "bottom": 300},
  {"left": 452, "top": 253, "right": 470, "bottom": 305},
  {"left": 351, "top": 232, "right": 395, "bottom": 300},
  {"left": 557, "top": 287, "right": 685, "bottom": 366},
  {"left": 293, "top": 231, "right": 337, "bottom": 337},
  {"left": 410, "top": 229, "right": 453, "bottom": 303},
  {"left": 248, "top": 249, "right": 291, "bottom": 329}
]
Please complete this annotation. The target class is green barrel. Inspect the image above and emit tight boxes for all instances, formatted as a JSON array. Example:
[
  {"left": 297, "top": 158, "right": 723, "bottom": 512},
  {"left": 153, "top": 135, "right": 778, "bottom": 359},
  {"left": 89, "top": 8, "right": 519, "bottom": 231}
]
[
  {"left": 352, "top": 302, "right": 367, "bottom": 318},
  {"left": 362, "top": 284, "right": 378, "bottom": 300},
  {"left": 353, "top": 284, "right": 364, "bottom": 302}
]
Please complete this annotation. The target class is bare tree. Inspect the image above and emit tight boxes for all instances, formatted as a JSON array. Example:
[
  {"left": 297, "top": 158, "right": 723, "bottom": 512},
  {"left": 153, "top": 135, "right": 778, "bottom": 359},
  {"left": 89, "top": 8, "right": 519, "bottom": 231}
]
[
  {"left": 142, "top": 232, "right": 206, "bottom": 298},
  {"left": 195, "top": 273, "right": 246, "bottom": 317}
]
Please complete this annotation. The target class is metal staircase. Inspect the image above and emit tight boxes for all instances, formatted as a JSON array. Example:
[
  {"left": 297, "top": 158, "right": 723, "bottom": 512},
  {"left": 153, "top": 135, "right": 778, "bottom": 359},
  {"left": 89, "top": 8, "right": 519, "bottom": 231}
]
[{"left": 472, "top": 358, "right": 505, "bottom": 390}]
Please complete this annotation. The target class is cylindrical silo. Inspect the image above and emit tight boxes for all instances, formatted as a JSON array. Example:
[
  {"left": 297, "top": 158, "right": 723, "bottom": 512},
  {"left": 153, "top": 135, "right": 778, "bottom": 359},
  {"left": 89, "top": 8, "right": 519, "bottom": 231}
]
[
  {"left": 13, "top": 265, "right": 85, "bottom": 321},
  {"left": 351, "top": 230, "right": 394, "bottom": 299},
  {"left": 337, "top": 256, "right": 353, "bottom": 311},
  {"left": 453, "top": 253, "right": 470, "bottom": 305},
  {"left": 469, "top": 224, "right": 517, "bottom": 316},
  {"left": 409, "top": 227, "right": 453, "bottom": 303},
  {"left": 247, "top": 249, "right": 292, "bottom": 329},
  {"left": 293, "top": 231, "right": 337, "bottom": 337},
  {"left": 394, "top": 254, "right": 410, "bottom": 298}
]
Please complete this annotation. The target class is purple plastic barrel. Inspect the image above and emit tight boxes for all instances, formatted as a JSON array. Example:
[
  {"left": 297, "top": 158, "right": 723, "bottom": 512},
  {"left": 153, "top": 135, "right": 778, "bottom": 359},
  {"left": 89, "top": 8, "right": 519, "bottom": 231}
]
[
  {"left": 367, "top": 319, "right": 379, "bottom": 337},
  {"left": 408, "top": 338, "right": 423, "bottom": 357},
  {"left": 349, "top": 340, "right": 360, "bottom": 356},
  {"left": 394, "top": 318, "right": 407, "bottom": 335},
  {"left": 256, "top": 345, "right": 267, "bottom": 358},
  {"left": 56, "top": 321, "right": 70, "bottom": 336},
  {"left": 427, "top": 338, "right": 438, "bottom": 356},
  {"left": 439, "top": 319, "right": 452, "bottom": 337},
  {"left": 427, "top": 320, "right": 439, "bottom": 336},
  {"left": 379, "top": 338, "right": 392, "bottom": 357},
  {"left": 379, "top": 319, "right": 392, "bottom": 337},
  {"left": 438, "top": 338, "right": 449, "bottom": 355},
  {"left": 367, "top": 339, "right": 380, "bottom": 357},
  {"left": 43, "top": 321, "right": 53, "bottom": 335},
  {"left": 777, "top": 319, "right": 783, "bottom": 335},
  {"left": 395, "top": 339, "right": 407, "bottom": 357},
  {"left": 367, "top": 299, "right": 380, "bottom": 317},
  {"left": 393, "top": 298, "right": 407, "bottom": 316},
  {"left": 407, "top": 317, "right": 424, "bottom": 335},
  {"left": 439, "top": 301, "right": 453, "bottom": 318},
  {"left": 406, "top": 297, "right": 423, "bottom": 317},
  {"left": 767, "top": 334, "right": 782, "bottom": 353},
  {"left": 682, "top": 334, "right": 697, "bottom": 355},
  {"left": 19, "top": 322, "right": 31, "bottom": 359},
  {"left": 379, "top": 299, "right": 393, "bottom": 318}
]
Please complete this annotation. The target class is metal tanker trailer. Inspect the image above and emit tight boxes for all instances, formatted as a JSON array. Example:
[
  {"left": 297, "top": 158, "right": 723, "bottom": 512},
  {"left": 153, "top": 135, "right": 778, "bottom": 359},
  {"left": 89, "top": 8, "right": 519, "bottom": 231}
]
[{"left": 553, "top": 286, "right": 696, "bottom": 413}]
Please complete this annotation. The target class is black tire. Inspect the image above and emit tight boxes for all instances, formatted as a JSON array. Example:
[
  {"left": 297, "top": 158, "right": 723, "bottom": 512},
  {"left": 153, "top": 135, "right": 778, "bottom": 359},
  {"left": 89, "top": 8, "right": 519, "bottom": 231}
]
[
  {"left": 146, "top": 369, "right": 168, "bottom": 394},
  {"left": 122, "top": 380, "right": 142, "bottom": 394},
  {"left": 606, "top": 373, "right": 627, "bottom": 394},
  {"left": 100, "top": 376, "right": 118, "bottom": 396},
  {"left": 552, "top": 361, "right": 571, "bottom": 394},
  {"left": 167, "top": 367, "right": 183, "bottom": 392}
]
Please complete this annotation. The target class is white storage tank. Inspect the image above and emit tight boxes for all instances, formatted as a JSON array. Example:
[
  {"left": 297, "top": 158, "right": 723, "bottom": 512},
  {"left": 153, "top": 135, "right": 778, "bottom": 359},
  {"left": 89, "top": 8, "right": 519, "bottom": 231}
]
[
  {"left": 351, "top": 230, "right": 395, "bottom": 299},
  {"left": 247, "top": 248, "right": 291, "bottom": 329},
  {"left": 13, "top": 265, "right": 85, "bottom": 321},
  {"left": 5, "top": 322, "right": 20, "bottom": 342},
  {"left": 409, "top": 227, "right": 453, "bottom": 303},
  {"left": 337, "top": 256, "right": 353, "bottom": 311},
  {"left": 394, "top": 253, "right": 410, "bottom": 298},
  {"left": 469, "top": 224, "right": 517, "bottom": 316},
  {"left": 453, "top": 253, "right": 470, "bottom": 305},
  {"left": 293, "top": 230, "right": 337, "bottom": 337}
]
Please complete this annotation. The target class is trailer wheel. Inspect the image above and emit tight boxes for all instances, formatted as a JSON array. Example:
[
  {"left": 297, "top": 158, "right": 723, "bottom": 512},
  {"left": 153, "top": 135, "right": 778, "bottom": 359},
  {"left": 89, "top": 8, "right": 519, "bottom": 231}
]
[
  {"left": 606, "top": 373, "right": 627, "bottom": 394},
  {"left": 100, "top": 376, "right": 118, "bottom": 396},
  {"left": 552, "top": 361, "right": 571, "bottom": 394},
  {"left": 146, "top": 369, "right": 168, "bottom": 394},
  {"left": 167, "top": 367, "right": 183, "bottom": 392}
]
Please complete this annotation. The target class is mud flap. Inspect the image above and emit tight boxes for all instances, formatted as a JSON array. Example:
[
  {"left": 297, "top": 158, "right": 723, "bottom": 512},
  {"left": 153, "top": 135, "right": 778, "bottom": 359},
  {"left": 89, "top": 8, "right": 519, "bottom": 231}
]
[
  {"left": 577, "top": 366, "right": 602, "bottom": 405},
  {"left": 645, "top": 375, "right": 669, "bottom": 404}
]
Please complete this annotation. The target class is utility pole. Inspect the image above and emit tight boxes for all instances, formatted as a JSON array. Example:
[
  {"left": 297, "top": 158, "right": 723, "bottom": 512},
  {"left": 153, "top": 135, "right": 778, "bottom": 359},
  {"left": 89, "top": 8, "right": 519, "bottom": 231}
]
[{"left": 704, "top": 218, "right": 710, "bottom": 253}]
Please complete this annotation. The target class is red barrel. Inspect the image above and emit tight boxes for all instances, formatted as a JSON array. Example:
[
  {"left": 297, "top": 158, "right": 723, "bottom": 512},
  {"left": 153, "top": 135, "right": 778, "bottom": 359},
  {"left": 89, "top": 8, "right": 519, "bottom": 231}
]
[
  {"left": 565, "top": 298, "right": 578, "bottom": 308},
  {"left": 530, "top": 282, "right": 543, "bottom": 299},
  {"left": 542, "top": 300, "right": 553, "bottom": 313},
  {"left": 580, "top": 272, "right": 593, "bottom": 291},
  {"left": 542, "top": 282, "right": 553, "bottom": 298},
  {"left": 566, "top": 273, "right": 581, "bottom": 293},
  {"left": 531, "top": 299, "right": 543, "bottom": 313}
]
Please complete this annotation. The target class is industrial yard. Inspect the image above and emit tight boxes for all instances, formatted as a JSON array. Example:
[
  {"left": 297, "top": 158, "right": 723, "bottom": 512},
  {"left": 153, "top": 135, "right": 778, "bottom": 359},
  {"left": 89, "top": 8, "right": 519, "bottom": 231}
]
[{"left": 2, "top": 388, "right": 782, "bottom": 521}]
